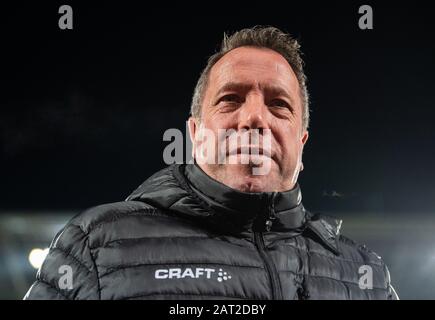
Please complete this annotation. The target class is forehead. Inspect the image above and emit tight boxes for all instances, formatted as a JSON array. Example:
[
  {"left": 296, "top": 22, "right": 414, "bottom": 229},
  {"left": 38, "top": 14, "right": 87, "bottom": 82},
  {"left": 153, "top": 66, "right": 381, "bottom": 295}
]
[{"left": 208, "top": 46, "right": 300, "bottom": 92}]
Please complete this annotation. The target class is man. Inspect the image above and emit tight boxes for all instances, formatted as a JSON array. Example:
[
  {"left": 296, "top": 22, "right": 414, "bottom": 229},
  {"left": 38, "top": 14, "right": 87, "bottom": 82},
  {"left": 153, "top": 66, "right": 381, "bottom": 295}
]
[{"left": 25, "top": 26, "right": 398, "bottom": 300}]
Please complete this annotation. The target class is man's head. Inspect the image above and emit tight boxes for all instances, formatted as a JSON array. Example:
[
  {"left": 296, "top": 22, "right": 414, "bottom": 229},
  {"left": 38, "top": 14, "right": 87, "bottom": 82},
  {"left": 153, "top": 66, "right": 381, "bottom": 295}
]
[{"left": 188, "top": 26, "right": 310, "bottom": 193}]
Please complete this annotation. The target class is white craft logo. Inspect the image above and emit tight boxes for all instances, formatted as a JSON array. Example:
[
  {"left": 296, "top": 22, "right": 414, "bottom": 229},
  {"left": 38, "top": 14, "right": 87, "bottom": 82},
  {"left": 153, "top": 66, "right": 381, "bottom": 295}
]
[{"left": 155, "top": 267, "right": 232, "bottom": 282}]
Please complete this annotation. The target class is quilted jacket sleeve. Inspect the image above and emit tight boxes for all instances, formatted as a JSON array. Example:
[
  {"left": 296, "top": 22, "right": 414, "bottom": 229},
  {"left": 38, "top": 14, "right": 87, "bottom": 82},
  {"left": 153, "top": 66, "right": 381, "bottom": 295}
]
[{"left": 23, "top": 221, "right": 100, "bottom": 300}]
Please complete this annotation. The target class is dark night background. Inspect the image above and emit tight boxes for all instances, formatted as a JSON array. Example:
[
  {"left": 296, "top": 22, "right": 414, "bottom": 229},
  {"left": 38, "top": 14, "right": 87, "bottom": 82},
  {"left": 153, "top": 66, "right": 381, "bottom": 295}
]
[{"left": 1, "top": 1, "right": 434, "bottom": 299}]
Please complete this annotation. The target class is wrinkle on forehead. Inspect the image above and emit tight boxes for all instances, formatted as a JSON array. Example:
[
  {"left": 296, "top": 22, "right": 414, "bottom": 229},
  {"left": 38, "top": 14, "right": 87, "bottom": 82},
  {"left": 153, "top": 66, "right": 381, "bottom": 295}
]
[{"left": 209, "top": 47, "right": 300, "bottom": 96}]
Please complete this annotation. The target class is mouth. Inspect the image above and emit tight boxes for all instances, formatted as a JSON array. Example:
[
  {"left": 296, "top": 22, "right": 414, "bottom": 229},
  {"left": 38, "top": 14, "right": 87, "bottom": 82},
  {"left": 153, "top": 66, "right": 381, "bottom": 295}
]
[{"left": 227, "top": 145, "right": 272, "bottom": 159}]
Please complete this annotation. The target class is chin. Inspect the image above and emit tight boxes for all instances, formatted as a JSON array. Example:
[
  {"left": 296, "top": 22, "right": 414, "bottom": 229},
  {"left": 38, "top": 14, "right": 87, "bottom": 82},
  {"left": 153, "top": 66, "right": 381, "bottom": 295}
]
[
  {"left": 220, "top": 164, "right": 274, "bottom": 193},
  {"left": 233, "top": 176, "right": 269, "bottom": 193}
]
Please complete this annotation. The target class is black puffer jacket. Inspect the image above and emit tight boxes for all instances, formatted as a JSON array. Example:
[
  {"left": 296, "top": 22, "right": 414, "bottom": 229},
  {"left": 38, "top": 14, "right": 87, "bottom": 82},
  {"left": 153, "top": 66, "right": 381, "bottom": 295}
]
[{"left": 24, "top": 164, "right": 398, "bottom": 300}]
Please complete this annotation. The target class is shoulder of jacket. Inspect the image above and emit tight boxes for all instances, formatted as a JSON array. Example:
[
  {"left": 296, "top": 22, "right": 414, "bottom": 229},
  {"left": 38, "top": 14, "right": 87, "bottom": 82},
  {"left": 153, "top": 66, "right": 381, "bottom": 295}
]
[
  {"left": 337, "top": 233, "right": 385, "bottom": 265},
  {"left": 336, "top": 233, "right": 395, "bottom": 294},
  {"left": 306, "top": 211, "right": 385, "bottom": 266},
  {"left": 66, "top": 200, "right": 162, "bottom": 235}
]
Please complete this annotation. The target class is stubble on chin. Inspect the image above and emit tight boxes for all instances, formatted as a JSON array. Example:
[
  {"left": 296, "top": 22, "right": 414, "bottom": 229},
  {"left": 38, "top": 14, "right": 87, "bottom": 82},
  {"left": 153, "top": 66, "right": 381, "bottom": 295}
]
[{"left": 209, "top": 163, "right": 272, "bottom": 193}]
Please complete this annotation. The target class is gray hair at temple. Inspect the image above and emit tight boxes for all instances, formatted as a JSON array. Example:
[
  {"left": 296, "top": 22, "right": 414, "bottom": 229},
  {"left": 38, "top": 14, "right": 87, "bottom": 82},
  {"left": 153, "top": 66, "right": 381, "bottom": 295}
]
[{"left": 190, "top": 26, "right": 310, "bottom": 130}]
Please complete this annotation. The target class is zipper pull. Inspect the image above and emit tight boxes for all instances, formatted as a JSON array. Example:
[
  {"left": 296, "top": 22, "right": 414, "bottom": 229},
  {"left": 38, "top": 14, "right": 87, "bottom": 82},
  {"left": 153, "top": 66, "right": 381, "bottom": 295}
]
[
  {"left": 265, "top": 220, "right": 273, "bottom": 232},
  {"left": 265, "top": 192, "right": 277, "bottom": 232}
]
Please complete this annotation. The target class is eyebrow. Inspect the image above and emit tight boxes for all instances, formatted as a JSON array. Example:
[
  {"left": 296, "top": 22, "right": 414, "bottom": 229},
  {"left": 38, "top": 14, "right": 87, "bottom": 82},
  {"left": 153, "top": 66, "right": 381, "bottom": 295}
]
[
  {"left": 215, "top": 82, "right": 253, "bottom": 97},
  {"left": 215, "top": 81, "right": 295, "bottom": 105},
  {"left": 262, "top": 84, "right": 295, "bottom": 105}
]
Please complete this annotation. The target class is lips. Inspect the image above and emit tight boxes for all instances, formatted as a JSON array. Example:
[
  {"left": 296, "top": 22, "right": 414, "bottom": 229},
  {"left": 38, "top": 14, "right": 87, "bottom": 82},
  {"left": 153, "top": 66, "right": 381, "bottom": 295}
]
[{"left": 227, "top": 145, "right": 272, "bottom": 158}]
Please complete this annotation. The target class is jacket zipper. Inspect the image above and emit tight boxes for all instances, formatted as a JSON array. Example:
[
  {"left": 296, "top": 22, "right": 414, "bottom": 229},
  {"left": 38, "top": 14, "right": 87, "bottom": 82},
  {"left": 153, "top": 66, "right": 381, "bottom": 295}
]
[
  {"left": 253, "top": 192, "right": 283, "bottom": 300},
  {"left": 265, "top": 192, "right": 277, "bottom": 232}
]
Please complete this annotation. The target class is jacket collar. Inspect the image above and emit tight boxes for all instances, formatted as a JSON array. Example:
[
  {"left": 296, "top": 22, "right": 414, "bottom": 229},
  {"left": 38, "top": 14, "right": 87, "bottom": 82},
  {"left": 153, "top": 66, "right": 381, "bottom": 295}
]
[
  {"left": 126, "top": 164, "right": 342, "bottom": 254},
  {"left": 180, "top": 164, "right": 306, "bottom": 233}
]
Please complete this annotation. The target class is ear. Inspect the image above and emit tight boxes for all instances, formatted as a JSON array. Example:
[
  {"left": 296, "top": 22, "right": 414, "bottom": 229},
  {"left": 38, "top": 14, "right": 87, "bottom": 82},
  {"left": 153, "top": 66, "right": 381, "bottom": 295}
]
[
  {"left": 301, "top": 130, "right": 309, "bottom": 146},
  {"left": 188, "top": 117, "right": 198, "bottom": 159},
  {"left": 300, "top": 130, "right": 309, "bottom": 172}
]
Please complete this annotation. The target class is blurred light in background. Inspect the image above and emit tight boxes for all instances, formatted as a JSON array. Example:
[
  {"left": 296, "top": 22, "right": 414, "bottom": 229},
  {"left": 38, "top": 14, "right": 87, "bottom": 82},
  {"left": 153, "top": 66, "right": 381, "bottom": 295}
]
[
  {"left": 0, "top": 212, "right": 73, "bottom": 299},
  {"left": 28, "top": 248, "right": 49, "bottom": 269}
]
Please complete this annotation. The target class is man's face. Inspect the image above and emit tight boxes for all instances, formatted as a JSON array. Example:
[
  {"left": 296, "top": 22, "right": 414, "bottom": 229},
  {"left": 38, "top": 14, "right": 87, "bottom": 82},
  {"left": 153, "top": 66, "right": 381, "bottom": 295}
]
[{"left": 188, "top": 46, "right": 309, "bottom": 193}]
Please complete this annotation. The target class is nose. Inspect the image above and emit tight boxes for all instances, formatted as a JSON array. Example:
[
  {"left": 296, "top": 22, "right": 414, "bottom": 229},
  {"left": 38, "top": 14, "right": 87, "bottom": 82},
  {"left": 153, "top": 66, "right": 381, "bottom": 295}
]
[{"left": 237, "top": 93, "right": 270, "bottom": 133}]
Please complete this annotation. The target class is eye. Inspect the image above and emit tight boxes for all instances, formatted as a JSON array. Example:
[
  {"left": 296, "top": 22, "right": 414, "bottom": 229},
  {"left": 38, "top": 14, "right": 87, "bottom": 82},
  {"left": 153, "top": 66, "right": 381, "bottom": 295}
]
[
  {"left": 219, "top": 94, "right": 242, "bottom": 104},
  {"left": 270, "top": 99, "right": 289, "bottom": 108}
]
